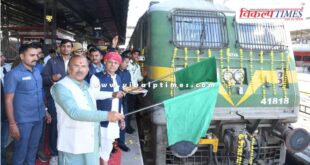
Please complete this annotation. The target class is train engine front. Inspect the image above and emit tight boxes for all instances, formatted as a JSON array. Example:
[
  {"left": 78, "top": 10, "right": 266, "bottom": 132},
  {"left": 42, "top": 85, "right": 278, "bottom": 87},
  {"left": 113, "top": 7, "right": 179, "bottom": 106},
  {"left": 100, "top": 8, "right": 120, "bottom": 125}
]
[{"left": 129, "top": 0, "right": 310, "bottom": 164}]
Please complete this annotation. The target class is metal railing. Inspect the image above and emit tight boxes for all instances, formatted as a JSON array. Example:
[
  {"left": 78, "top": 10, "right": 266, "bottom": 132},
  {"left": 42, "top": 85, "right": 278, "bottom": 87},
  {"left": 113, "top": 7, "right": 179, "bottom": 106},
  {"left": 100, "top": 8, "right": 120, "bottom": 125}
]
[{"left": 299, "top": 104, "right": 310, "bottom": 115}]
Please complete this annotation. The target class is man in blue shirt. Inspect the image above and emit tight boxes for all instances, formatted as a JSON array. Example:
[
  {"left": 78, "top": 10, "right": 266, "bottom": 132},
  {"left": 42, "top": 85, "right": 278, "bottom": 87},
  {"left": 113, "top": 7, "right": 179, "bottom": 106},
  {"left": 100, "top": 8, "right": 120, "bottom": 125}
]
[
  {"left": 32, "top": 42, "right": 52, "bottom": 162},
  {"left": 4, "top": 43, "right": 46, "bottom": 165},
  {"left": 1, "top": 52, "right": 10, "bottom": 165},
  {"left": 85, "top": 47, "right": 105, "bottom": 82},
  {"left": 116, "top": 54, "right": 131, "bottom": 152}
]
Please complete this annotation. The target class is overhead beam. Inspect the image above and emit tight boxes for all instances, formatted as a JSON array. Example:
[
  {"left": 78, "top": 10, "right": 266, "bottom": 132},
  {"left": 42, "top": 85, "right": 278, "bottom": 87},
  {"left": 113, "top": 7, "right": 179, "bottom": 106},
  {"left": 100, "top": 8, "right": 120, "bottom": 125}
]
[
  {"left": 58, "top": 0, "right": 93, "bottom": 26},
  {"left": 2, "top": 1, "right": 43, "bottom": 23},
  {"left": 106, "top": 0, "right": 120, "bottom": 36},
  {"left": 106, "top": 0, "right": 128, "bottom": 44},
  {"left": 2, "top": 0, "right": 43, "bottom": 19},
  {"left": 1, "top": 13, "right": 41, "bottom": 26}
]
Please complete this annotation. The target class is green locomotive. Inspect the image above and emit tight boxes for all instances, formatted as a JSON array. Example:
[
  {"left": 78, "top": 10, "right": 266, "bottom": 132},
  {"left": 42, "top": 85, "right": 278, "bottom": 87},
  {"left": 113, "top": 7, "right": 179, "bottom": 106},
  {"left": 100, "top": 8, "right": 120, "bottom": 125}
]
[{"left": 129, "top": 0, "right": 310, "bottom": 164}]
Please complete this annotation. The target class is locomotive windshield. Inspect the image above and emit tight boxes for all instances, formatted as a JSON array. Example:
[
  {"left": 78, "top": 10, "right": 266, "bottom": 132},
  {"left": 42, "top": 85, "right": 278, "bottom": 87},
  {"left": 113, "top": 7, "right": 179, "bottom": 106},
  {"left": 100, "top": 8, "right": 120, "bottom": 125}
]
[
  {"left": 171, "top": 10, "right": 228, "bottom": 49},
  {"left": 235, "top": 22, "right": 288, "bottom": 50}
]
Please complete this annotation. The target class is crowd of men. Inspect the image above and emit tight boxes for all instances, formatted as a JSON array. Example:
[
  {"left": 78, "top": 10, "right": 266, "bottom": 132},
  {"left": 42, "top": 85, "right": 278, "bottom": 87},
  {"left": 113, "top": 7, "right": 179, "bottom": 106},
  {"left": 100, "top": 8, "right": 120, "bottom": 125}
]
[{"left": 1, "top": 37, "right": 146, "bottom": 165}]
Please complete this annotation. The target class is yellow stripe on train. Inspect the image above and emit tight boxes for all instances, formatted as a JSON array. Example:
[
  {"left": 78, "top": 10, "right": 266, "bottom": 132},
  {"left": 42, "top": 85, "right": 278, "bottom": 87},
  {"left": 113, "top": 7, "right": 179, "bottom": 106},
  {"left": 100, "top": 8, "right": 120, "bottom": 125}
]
[
  {"left": 236, "top": 70, "right": 297, "bottom": 106},
  {"left": 146, "top": 66, "right": 298, "bottom": 106}
]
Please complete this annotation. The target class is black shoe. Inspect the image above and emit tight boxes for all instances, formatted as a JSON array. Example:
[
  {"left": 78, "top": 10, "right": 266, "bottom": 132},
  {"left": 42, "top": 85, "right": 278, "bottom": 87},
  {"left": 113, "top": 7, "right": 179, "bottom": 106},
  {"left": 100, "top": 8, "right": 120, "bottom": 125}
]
[
  {"left": 118, "top": 143, "right": 130, "bottom": 152},
  {"left": 125, "top": 126, "right": 135, "bottom": 134},
  {"left": 37, "top": 151, "right": 48, "bottom": 162}
]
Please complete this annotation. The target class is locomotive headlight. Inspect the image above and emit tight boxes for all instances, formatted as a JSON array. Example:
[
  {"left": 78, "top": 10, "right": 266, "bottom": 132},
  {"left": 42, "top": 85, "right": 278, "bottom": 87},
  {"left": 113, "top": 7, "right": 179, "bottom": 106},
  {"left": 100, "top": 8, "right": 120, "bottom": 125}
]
[
  {"left": 233, "top": 69, "right": 244, "bottom": 83},
  {"left": 223, "top": 70, "right": 233, "bottom": 82}
]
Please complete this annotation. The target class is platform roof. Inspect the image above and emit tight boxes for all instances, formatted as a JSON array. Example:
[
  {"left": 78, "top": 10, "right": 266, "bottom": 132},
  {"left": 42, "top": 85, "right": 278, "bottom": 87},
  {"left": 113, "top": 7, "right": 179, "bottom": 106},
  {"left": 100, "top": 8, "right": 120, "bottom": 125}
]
[{"left": 1, "top": 0, "right": 129, "bottom": 43}]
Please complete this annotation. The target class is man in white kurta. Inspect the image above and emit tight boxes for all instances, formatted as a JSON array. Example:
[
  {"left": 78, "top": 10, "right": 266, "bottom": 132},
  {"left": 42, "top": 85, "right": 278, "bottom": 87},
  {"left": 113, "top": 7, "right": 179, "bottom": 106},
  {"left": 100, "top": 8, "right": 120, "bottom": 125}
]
[
  {"left": 90, "top": 52, "right": 125, "bottom": 165},
  {"left": 51, "top": 55, "right": 124, "bottom": 165}
]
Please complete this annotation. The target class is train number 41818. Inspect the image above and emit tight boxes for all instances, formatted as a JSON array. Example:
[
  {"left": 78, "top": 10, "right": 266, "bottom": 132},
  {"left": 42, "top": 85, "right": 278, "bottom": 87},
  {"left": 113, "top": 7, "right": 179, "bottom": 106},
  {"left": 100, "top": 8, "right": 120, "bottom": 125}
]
[{"left": 260, "top": 98, "right": 289, "bottom": 105}]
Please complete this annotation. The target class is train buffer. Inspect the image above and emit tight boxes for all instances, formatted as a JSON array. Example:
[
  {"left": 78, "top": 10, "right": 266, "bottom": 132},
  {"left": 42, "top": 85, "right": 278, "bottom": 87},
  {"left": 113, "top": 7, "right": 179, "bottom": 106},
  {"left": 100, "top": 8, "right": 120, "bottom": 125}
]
[{"left": 290, "top": 102, "right": 310, "bottom": 164}]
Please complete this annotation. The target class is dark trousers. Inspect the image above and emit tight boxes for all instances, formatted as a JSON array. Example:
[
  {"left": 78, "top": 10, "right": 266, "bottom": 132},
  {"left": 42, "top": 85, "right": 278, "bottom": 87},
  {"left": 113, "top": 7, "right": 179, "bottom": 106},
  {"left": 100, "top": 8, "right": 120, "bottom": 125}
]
[
  {"left": 13, "top": 120, "right": 43, "bottom": 165},
  {"left": 127, "top": 94, "right": 138, "bottom": 128},
  {"left": 120, "top": 96, "right": 128, "bottom": 144},
  {"left": 119, "top": 116, "right": 127, "bottom": 144},
  {"left": 47, "top": 96, "right": 58, "bottom": 156},
  {"left": 37, "top": 121, "right": 46, "bottom": 153}
]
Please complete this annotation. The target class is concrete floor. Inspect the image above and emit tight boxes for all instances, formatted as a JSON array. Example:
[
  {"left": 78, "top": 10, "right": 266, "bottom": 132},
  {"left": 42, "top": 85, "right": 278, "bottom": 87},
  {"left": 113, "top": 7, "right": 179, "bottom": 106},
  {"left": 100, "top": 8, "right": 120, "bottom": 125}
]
[{"left": 121, "top": 119, "right": 144, "bottom": 165}]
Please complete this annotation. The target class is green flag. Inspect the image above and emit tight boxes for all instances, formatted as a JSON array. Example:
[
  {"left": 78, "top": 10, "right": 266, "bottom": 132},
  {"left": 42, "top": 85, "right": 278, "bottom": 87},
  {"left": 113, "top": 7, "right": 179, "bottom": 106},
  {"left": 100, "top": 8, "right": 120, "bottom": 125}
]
[
  {"left": 163, "top": 82, "right": 219, "bottom": 147},
  {"left": 163, "top": 57, "right": 219, "bottom": 157},
  {"left": 175, "top": 57, "right": 217, "bottom": 90}
]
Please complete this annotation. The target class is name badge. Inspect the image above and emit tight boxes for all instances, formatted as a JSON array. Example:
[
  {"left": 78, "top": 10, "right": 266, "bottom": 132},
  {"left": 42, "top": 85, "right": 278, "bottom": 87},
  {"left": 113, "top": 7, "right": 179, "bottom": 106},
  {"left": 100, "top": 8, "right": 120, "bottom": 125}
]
[{"left": 22, "top": 76, "right": 31, "bottom": 80}]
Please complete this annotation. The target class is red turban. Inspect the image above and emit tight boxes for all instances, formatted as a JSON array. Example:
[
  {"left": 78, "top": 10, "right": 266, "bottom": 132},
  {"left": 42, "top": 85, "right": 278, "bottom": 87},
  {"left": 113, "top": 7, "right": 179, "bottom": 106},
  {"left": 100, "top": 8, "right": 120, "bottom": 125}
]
[{"left": 104, "top": 52, "right": 122, "bottom": 64}]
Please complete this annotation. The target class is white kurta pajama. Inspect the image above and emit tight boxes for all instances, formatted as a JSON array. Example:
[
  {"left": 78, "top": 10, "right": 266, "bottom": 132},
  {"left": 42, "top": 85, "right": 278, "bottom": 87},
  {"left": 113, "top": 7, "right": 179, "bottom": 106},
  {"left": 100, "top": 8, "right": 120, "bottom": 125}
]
[{"left": 90, "top": 74, "right": 123, "bottom": 161}]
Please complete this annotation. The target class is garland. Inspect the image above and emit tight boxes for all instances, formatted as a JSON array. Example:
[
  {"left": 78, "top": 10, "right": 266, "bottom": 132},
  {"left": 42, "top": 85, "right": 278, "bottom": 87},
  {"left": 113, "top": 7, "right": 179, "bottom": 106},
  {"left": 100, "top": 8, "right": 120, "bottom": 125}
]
[
  {"left": 281, "top": 52, "right": 287, "bottom": 98},
  {"left": 236, "top": 134, "right": 246, "bottom": 165},
  {"left": 170, "top": 48, "right": 178, "bottom": 97},
  {"left": 208, "top": 48, "right": 211, "bottom": 58},
  {"left": 141, "top": 48, "right": 145, "bottom": 73},
  {"left": 270, "top": 50, "right": 276, "bottom": 96},
  {"left": 260, "top": 50, "right": 266, "bottom": 99},
  {"left": 284, "top": 52, "right": 290, "bottom": 98},
  {"left": 240, "top": 48, "right": 244, "bottom": 87},
  {"left": 220, "top": 49, "right": 226, "bottom": 88},
  {"left": 196, "top": 50, "right": 200, "bottom": 62},
  {"left": 227, "top": 48, "right": 232, "bottom": 95},
  {"left": 249, "top": 49, "right": 254, "bottom": 93},
  {"left": 184, "top": 47, "right": 188, "bottom": 68},
  {"left": 249, "top": 135, "right": 255, "bottom": 165}
]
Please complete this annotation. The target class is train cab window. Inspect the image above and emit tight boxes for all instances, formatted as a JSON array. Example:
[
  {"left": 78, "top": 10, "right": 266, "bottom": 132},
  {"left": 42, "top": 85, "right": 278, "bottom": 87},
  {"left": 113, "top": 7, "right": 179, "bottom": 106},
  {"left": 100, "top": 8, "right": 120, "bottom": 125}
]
[
  {"left": 171, "top": 10, "right": 228, "bottom": 49},
  {"left": 235, "top": 22, "right": 288, "bottom": 51},
  {"left": 304, "top": 56, "right": 310, "bottom": 62},
  {"left": 294, "top": 56, "right": 302, "bottom": 61}
]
